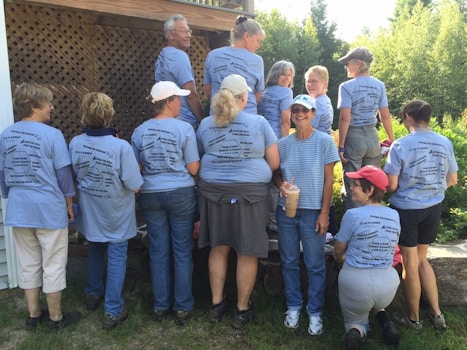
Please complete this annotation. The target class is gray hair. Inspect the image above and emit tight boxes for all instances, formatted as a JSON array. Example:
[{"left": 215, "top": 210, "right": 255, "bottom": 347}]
[
  {"left": 164, "top": 14, "right": 187, "bottom": 40},
  {"left": 266, "top": 60, "right": 296, "bottom": 88},
  {"left": 230, "top": 15, "right": 265, "bottom": 44}
]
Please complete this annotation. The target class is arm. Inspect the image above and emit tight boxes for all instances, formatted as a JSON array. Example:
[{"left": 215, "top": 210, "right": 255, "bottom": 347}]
[
  {"left": 446, "top": 172, "right": 458, "bottom": 188},
  {"left": 182, "top": 81, "right": 204, "bottom": 122},
  {"left": 265, "top": 143, "right": 279, "bottom": 171},
  {"left": 333, "top": 240, "right": 347, "bottom": 264},
  {"left": 379, "top": 106, "right": 394, "bottom": 141},
  {"left": 387, "top": 174, "right": 399, "bottom": 193},
  {"left": 315, "top": 162, "right": 335, "bottom": 236},
  {"left": 280, "top": 110, "right": 291, "bottom": 138},
  {"left": 186, "top": 160, "right": 200, "bottom": 176},
  {"left": 255, "top": 91, "right": 263, "bottom": 104},
  {"left": 56, "top": 165, "right": 76, "bottom": 222},
  {"left": 0, "top": 170, "right": 9, "bottom": 198},
  {"left": 338, "top": 107, "right": 351, "bottom": 163},
  {"left": 204, "top": 83, "right": 212, "bottom": 99}
]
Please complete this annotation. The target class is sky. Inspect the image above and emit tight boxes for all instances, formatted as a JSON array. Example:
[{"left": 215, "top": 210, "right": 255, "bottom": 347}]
[{"left": 255, "top": 0, "right": 396, "bottom": 42}]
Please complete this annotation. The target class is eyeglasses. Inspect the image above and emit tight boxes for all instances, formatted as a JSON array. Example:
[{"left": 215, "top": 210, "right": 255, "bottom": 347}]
[
  {"left": 291, "top": 107, "right": 311, "bottom": 114},
  {"left": 351, "top": 181, "right": 361, "bottom": 187},
  {"left": 170, "top": 29, "right": 193, "bottom": 35}
]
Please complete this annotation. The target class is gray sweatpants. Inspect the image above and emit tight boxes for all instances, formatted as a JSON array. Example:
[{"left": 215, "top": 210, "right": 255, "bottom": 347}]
[{"left": 338, "top": 263, "right": 400, "bottom": 336}]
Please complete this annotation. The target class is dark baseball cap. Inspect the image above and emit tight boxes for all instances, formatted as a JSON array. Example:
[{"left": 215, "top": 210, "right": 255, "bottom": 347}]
[{"left": 338, "top": 47, "right": 373, "bottom": 65}]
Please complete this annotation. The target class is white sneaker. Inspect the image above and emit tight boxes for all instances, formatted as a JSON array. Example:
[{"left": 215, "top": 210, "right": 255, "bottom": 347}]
[
  {"left": 308, "top": 315, "right": 324, "bottom": 336},
  {"left": 283, "top": 310, "right": 300, "bottom": 329}
]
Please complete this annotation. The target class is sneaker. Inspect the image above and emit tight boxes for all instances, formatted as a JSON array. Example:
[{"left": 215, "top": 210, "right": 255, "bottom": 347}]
[
  {"left": 86, "top": 294, "right": 104, "bottom": 311},
  {"left": 382, "top": 320, "right": 400, "bottom": 345},
  {"left": 209, "top": 299, "right": 231, "bottom": 323},
  {"left": 283, "top": 309, "right": 300, "bottom": 329},
  {"left": 47, "top": 311, "right": 82, "bottom": 330},
  {"left": 25, "top": 309, "right": 50, "bottom": 329},
  {"left": 175, "top": 310, "right": 192, "bottom": 326},
  {"left": 429, "top": 312, "right": 447, "bottom": 330},
  {"left": 152, "top": 309, "right": 170, "bottom": 322},
  {"left": 345, "top": 328, "right": 363, "bottom": 350},
  {"left": 231, "top": 306, "right": 255, "bottom": 329},
  {"left": 392, "top": 312, "right": 423, "bottom": 332},
  {"left": 102, "top": 310, "right": 128, "bottom": 330},
  {"left": 308, "top": 315, "right": 324, "bottom": 336}
]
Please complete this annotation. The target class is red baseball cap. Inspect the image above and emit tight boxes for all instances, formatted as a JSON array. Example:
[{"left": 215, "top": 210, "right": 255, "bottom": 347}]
[{"left": 346, "top": 165, "right": 388, "bottom": 191}]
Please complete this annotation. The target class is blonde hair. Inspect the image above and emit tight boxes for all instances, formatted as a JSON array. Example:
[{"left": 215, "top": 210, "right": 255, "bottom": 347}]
[
  {"left": 212, "top": 89, "right": 242, "bottom": 127},
  {"left": 305, "top": 65, "right": 329, "bottom": 82},
  {"left": 13, "top": 82, "right": 53, "bottom": 119},
  {"left": 81, "top": 92, "right": 115, "bottom": 129}
]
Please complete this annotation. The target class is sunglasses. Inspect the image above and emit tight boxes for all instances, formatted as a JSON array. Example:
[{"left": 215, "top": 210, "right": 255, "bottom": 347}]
[{"left": 291, "top": 107, "right": 311, "bottom": 114}]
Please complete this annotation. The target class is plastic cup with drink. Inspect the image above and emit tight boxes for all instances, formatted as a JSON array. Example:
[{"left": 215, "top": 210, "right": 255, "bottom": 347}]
[{"left": 284, "top": 183, "right": 300, "bottom": 217}]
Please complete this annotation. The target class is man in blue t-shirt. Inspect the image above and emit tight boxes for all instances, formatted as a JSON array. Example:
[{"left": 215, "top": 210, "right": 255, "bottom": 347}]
[{"left": 155, "top": 14, "right": 203, "bottom": 128}]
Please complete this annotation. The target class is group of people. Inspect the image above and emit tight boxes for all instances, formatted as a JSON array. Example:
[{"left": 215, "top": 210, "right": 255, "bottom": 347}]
[{"left": 0, "top": 13, "right": 458, "bottom": 350}]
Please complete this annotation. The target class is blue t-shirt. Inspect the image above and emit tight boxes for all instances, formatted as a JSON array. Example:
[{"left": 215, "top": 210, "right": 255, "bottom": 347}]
[
  {"left": 277, "top": 131, "right": 340, "bottom": 209},
  {"left": 196, "top": 111, "right": 277, "bottom": 183},
  {"left": 312, "top": 94, "right": 333, "bottom": 135},
  {"left": 69, "top": 134, "right": 143, "bottom": 242},
  {"left": 131, "top": 118, "right": 199, "bottom": 192},
  {"left": 257, "top": 85, "right": 293, "bottom": 139},
  {"left": 337, "top": 76, "right": 388, "bottom": 127},
  {"left": 384, "top": 128, "right": 458, "bottom": 209},
  {"left": 204, "top": 46, "right": 265, "bottom": 114},
  {"left": 0, "top": 121, "right": 74, "bottom": 229},
  {"left": 335, "top": 205, "right": 400, "bottom": 269},
  {"left": 155, "top": 46, "right": 198, "bottom": 125}
]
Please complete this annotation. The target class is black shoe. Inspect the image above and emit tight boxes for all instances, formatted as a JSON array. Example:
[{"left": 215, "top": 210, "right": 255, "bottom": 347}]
[
  {"left": 175, "top": 310, "right": 192, "bottom": 326},
  {"left": 48, "top": 311, "right": 82, "bottom": 330},
  {"left": 86, "top": 294, "right": 104, "bottom": 311},
  {"left": 231, "top": 305, "right": 255, "bottom": 330},
  {"left": 152, "top": 309, "right": 170, "bottom": 322},
  {"left": 25, "top": 309, "right": 50, "bottom": 329},
  {"left": 209, "top": 299, "right": 231, "bottom": 323},
  {"left": 345, "top": 328, "right": 363, "bottom": 350},
  {"left": 382, "top": 320, "right": 400, "bottom": 345},
  {"left": 102, "top": 310, "right": 128, "bottom": 330}
]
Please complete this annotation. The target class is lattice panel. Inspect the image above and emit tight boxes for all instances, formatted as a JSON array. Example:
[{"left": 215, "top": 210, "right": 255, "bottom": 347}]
[{"left": 5, "top": 3, "right": 210, "bottom": 142}]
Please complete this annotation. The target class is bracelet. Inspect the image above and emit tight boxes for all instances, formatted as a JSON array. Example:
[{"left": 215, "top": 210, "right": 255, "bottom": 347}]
[{"left": 338, "top": 147, "right": 345, "bottom": 153}]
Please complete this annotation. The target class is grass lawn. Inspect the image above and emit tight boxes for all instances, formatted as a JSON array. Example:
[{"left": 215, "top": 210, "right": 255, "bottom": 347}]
[{"left": 0, "top": 250, "right": 466, "bottom": 350}]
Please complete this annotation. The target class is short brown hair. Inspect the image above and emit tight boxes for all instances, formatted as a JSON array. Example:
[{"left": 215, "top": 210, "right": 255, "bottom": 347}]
[{"left": 13, "top": 82, "right": 53, "bottom": 119}]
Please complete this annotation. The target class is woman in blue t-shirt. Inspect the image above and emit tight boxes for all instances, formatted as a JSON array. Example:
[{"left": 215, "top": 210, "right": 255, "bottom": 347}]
[
  {"left": 197, "top": 74, "right": 279, "bottom": 329},
  {"left": 384, "top": 100, "right": 458, "bottom": 333},
  {"left": 334, "top": 165, "right": 401, "bottom": 349}
]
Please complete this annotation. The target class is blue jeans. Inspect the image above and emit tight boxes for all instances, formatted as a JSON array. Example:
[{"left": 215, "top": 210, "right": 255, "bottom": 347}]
[
  {"left": 85, "top": 240, "right": 128, "bottom": 316},
  {"left": 276, "top": 207, "right": 326, "bottom": 316},
  {"left": 139, "top": 186, "right": 196, "bottom": 312}
]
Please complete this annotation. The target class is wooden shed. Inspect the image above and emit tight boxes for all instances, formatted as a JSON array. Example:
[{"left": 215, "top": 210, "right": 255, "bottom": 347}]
[{"left": 0, "top": 0, "right": 255, "bottom": 289}]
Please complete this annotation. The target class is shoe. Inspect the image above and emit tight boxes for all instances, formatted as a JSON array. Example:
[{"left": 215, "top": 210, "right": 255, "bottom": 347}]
[
  {"left": 209, "top": 299, "right": 231, "bottom": 323},
  {"left": 152, "top": 309, "right": 170, "bottom": 322},
  {"left": 102, "top": 310, "right": 128, "bottom": 330},
  {"left": 345, "top": 328, "right": 363, "bottom": 350},
  {"left": 392, "top": 312, "right": 423, "bottom": 332},
  {"left": 47, "top": 311, "right": 81, "bottom": 330},
  {"left": 308, "top": 315, "right": 324, "bottom": 336},
  {"left": 283, "top": 309, "right": 300, "bottom": 329},
  {"left": 231, "top": 305, "right": 255, "bottom": 329},
  {"left": 86, "top": 294, "right": 104, "bottom": 311},
  {"left": 382, "top": 320, "right": 400, "bottom": 345},
  {"left": 175, "top": 310, "right": 192, "bottom": 326},
  {"left": 25, "top": 309, "right": 50, "bottom": 329},
  {"left": 429, "top": 312, "right": 447, "bottom": 330}
]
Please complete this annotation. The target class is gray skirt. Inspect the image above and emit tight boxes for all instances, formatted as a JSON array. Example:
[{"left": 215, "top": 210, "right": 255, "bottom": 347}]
[{"left": 197, "top": 179, "right": 270, "bottom": 258}]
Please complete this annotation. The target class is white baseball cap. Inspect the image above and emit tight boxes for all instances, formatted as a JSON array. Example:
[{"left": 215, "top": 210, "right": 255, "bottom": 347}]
[
  {"left": 220, "top": 74, "right": 252, "bottom": 96},
  {"left": 150, "top": 81, "right": 190, "bottom": 103}
]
